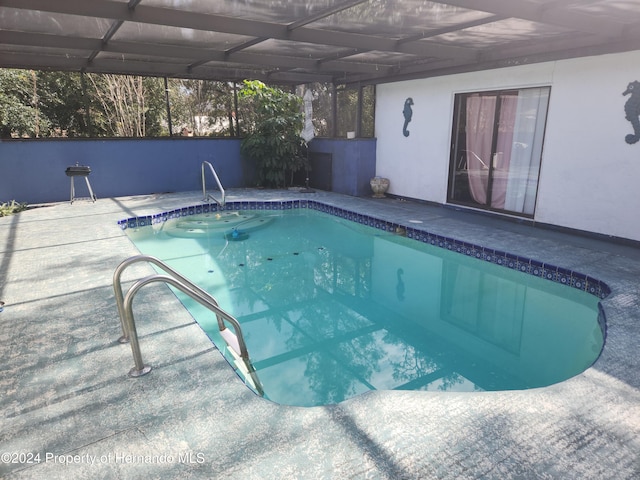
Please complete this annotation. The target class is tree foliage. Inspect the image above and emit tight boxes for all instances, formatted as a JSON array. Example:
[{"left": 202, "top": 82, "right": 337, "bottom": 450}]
[
  {"left": 0, "top": 69, "right": 374, "bottom": 141},
  {"left": 0, "top": 69, "right": 41, "bottom": 138},
  {"left": 86, "top": 74, "right": 165, "bottom": 137},
  {"left": 36, "top": 71, "right": 87, "bottom": 137},
  {"left": 0, "top": 69, "right": 167, "bottom": 138},
  {"left": 238, "top": 80, "right": 306, "bottom": 188},
  {"left": 302, "top": 82, "right": 375, "bottom": 138},
  {"left": 168, "top": 79, "right": 238, "bottom": 136}
]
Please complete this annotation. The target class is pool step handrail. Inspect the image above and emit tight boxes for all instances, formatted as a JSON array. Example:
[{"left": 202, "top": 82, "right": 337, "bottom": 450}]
[
  {"left": 201, "top": 161, "right": 226, "bottom": 207},
  {"left": 112, "top": 255, "right": 263, "bottom": 395},
  {"left": 114, "top": 255, "right": 209, "bottom": 343}
]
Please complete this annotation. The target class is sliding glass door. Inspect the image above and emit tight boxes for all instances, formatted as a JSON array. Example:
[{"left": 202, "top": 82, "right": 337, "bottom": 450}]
[{"left": 448, "top": 87, "right": 550, "bottom": 216}]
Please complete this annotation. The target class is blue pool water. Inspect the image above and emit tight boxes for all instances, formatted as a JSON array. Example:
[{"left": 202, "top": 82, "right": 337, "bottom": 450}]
[{"left": 125, "top": 207, "right": 605, "bottom": 407}]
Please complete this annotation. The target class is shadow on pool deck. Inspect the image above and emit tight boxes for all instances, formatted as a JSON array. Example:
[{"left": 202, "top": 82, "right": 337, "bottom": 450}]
[{"left": 1, "top": 190, "right": 639, "bottom": 479}]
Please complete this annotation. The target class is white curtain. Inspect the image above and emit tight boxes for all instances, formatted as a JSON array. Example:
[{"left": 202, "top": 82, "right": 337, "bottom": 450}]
[{"left": 504, "top": 88, "right": 550, "bottom": 214}]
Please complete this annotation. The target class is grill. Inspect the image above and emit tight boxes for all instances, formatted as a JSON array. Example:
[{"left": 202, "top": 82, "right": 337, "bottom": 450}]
[
  {"left": 65, "top": 165, "right": 92, "bottom": 177},
  {"left": 66, "top": 164, "right": 96, "bottom": 203}
]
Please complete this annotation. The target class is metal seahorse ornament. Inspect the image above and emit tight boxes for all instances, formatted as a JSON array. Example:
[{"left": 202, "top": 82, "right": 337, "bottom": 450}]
[
  {"left": 402, "top": 97, "right": 414, "bottom": 137},
  {"left": 623, "top": 81, "right": 640, "bottom": 144}
]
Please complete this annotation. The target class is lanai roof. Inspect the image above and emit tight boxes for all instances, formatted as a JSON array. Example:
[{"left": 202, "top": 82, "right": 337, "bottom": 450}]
[{"left": 2, "top": 0, "right": 640, "bottom": 85}]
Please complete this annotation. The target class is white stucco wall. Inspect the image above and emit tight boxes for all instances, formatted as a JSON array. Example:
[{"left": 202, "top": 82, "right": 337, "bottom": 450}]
[{"left": 375, "top": 51, "right": 640, "bottom": 242}]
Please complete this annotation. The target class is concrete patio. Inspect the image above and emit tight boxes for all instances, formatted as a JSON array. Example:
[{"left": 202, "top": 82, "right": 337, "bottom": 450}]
[{"left": 1, "top": 189, "right": 639, "bottom": 479}]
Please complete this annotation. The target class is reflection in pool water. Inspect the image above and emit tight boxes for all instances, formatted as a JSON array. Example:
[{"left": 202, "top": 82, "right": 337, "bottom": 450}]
[{"left": 126, "top": 209, "right": 604, "bottom": 407}]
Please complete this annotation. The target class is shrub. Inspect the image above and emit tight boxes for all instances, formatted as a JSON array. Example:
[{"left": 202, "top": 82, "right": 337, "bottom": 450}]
[
  {"left": 0, "top": 200, "right": 28, "bottom": 217},
  {"left": 238, "top": 80, "right": 306, "bottom": 188}
]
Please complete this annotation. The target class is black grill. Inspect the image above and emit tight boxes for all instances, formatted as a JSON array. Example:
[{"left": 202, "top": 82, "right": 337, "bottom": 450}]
[{"left": 65, "top": 165, "right": 91, "bottom": 177}]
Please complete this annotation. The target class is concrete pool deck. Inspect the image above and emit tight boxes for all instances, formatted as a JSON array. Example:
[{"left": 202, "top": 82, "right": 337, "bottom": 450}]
[{"left": 1, "top": 189, "right": 639, "bottom": 479}]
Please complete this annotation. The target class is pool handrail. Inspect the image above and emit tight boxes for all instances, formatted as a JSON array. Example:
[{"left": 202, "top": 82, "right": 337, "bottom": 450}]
[
  {"left": 201, "top": 160, "right": 225, "bottom": 207},
  {"left": 112, "top": 255, "right": 263, "bottom": 394},
  {"left": 113, "top": 255, "right": 212, "bottom": 343}
]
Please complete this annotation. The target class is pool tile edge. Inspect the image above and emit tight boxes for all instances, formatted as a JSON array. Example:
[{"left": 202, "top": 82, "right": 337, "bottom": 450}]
[{"left": 117, "top": 200, "right": 611, "bottom": 300}]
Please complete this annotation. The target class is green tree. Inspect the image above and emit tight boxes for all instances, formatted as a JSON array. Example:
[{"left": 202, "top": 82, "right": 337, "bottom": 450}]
[
  {"left": 302, "top": 82, "right": 375, "bottom": 138},
  {"left": 238, "top": 80, "right": 305, "bottom": 188},
  {"left": 0, "top": 69, "right": 41, "bottom": 138},
  {"left": 86, "top": 73, "right": 165, "bottom": 137},
  {"left": 307, "top": 82, "right": 333, "bottom": 137},
  {"left": 143, "top": 77, "right": 166, "bottom": 137},
  {"left": 336, "top": 84, "right": 375, "bottom": 138},
  {"left": 168, "top": 79, "right": 237, "bottom": 136},
  {"left": 36, "top": 71, "right": 88, "bottom": 137}
]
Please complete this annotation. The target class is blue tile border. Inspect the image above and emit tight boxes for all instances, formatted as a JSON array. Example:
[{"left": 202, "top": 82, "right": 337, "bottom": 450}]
[{"left": 118, "top": 200, "right": 611, "bottom": 300}]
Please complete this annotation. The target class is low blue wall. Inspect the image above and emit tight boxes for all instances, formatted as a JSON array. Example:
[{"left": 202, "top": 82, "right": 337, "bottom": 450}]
[
  {"left": 309, "top": 138, "right": 376, "bottom": 197},
  {"left": 0, "top": 137, "right": 377, "bottom": 204},
  {"left": 0, "top": 138, "right": 246, "bottom": 204}
]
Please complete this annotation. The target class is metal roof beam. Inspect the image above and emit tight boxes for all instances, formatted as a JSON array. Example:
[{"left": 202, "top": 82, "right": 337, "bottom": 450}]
[
  {"left": 0, "top": 30, "right": 390, "bottom": 77},
  {"left": 287, "top": 0, "right": 369, "bottom": 30},
  {"left": 0, "top": 0, "right": 288, "bottom": 37},
  {"left": 357, "top": 33, "right": 640, "bottom": 85},
  {"left": 0, "top": 52, "right": 87, "bottom": 72},
  {"left": 86, "top": 17, "right": 126, "bottom": 63},
  {"left": 291, "top": 28, "right": 477, "bottom": 60},
  {"left": 0, "top": 30, "right": 101, "bottom": 52},
  {"left": 0, "top": 50, "right": 326, "bottom": 84},
  {"left": 397, "top": 14, "right": 505, "bottom": 45},
  {"left": 0, "top": 30, "right": 222, "bottom": 62},
  {"left": 480, "top": 31, "right": 640, "bottom": 63},
  {"left": 4, "top": 0, "right": 640, "bottom": 85},
  {"left": 84, "top": 0, "right": 143, "bottom": 62},
  {"left": 2, "top": 0, "right": 477, "bottom": 60},
  {"left": 186, "top": 37, "right": 269, "bottom": 71},
  {"left": 430, "top": 0, "right": 625, "bottom": 38},
  {"left": 312, "top": 15, "right": 502, "bottom": 67}
]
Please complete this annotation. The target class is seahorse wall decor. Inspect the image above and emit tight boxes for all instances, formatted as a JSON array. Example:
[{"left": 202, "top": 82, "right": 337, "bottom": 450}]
[
  {"left": 623, "top": 80, "right": 640, "bottom": 144},
  {"left": 402, "top": 97, "right": 414, "bottom": 137}
]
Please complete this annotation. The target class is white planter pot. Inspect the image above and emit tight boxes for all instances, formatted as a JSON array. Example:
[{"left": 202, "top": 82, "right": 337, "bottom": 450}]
[{"left": 370, "top": 177, "right": 390, "bottom": 198}]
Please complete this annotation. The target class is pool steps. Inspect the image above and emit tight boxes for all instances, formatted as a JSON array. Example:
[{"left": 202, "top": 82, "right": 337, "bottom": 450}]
[
  {"left": 163, "top": 211, "right": 275, "bottom": 239},
  {"left": 112, "top": 254, "right": 264, "bottom": 394}
]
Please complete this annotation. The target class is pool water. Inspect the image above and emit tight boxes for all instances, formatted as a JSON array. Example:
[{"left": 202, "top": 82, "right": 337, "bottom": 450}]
[{"left": 126, "top": 208, "right": 604, "bottom": 407}]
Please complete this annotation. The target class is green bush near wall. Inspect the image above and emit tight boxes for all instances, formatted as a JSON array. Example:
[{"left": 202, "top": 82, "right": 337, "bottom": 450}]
[
  {"left": 0, "top": 200, "right": 28, "bottom": 217},
  {"left": 238, "top": 80, "right": 306, "bottom": 188}
]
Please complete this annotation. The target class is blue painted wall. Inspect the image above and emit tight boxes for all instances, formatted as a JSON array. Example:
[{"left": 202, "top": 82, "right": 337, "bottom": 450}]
[
  {"left": 0, "top": 138, "right": 246, "bottom": 204},
  {"left": 309, "top": 138, "right": 376, "bottom": 197},
  {"left": 0, "top": 137, "right": 376, "bottom": 204}
]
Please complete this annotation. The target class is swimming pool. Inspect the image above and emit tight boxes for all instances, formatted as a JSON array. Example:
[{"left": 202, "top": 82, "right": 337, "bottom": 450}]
[{"left": 122, "top": 201, "right": 607, "bottom": 407}]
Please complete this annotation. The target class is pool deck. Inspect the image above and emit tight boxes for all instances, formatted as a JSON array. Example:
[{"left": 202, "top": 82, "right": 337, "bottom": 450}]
[{"left": 1, "top": 189, "right": 639, "bottom": 479}]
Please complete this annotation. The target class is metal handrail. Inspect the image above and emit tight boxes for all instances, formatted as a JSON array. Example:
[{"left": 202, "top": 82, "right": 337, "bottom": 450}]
[
  {"left": 112, "top": 255, "right": 263, "bottom": 394},
  {"left": 201, "top": 160, "right": 225, "bottom": 206},
  {"left": 113, "top": 255, "right": 213, "bottom": 343}
]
